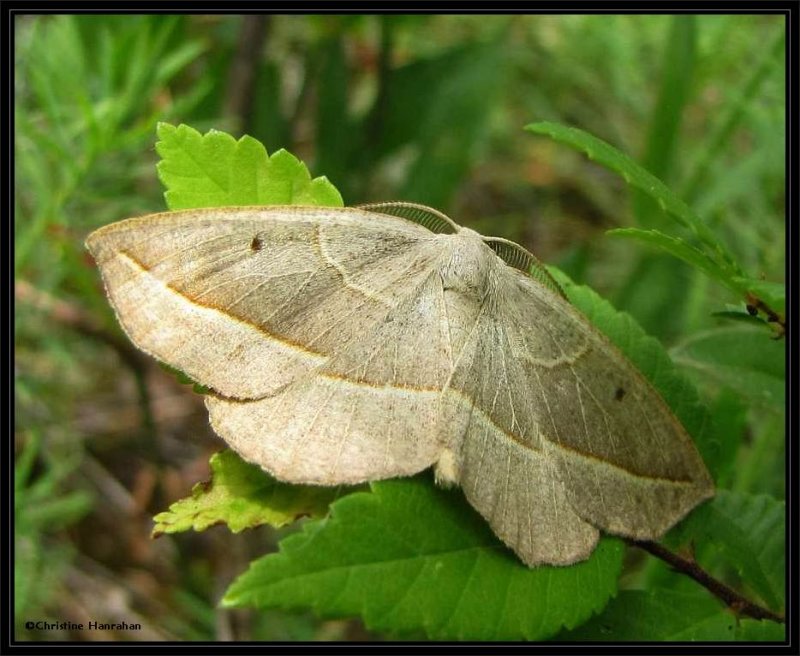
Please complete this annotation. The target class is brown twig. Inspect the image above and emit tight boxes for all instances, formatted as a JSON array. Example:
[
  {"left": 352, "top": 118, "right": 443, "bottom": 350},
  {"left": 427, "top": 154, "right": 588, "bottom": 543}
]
[
  {"left": 625, "top": 538, "right": 784, "bottom": 624},
  {"left": 745, "top": 292, "right": 785, "bottom": 339}
]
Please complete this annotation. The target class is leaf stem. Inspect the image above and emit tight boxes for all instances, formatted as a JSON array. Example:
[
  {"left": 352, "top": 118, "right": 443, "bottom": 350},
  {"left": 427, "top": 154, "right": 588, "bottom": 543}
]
[{"left": 625, "top": 538, "right": 784, "bottom": 624}]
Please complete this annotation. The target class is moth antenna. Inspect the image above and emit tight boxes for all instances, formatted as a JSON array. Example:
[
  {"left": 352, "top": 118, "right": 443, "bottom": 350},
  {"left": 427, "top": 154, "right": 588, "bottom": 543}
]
[{"left": 356, "top": 201, "right": 460, "bottom": 234}]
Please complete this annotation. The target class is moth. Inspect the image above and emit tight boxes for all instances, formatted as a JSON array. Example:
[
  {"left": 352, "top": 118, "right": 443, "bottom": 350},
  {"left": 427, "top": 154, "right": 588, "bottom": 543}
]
[{"left": 86, "top": 202, "right": 714, "bottom": 567}]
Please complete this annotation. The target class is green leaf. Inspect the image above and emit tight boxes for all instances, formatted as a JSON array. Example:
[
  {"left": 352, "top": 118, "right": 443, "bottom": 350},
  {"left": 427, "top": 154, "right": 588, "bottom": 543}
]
[
  {"left": 711, "top": 310, "right": 770, "bottom": 328},
  {"left": 608, "top": 227, "right": 741, "bottom": 295},
  {"left": 155, "top": 122, "right": 343, "bottom": 210},
  {"left": 524, "top": 121, "right": 740, "bottom": 276},
  {"left": 733, "top": 411, "right": 785, "bottom": 500},
  {"left": 152, "top": 450, "right": 347, "bottom": 536},
  {"left": 706, "top": 389, "right": 747, "bottom": 489},
  {"left": 223, "top": 476, "right": 625, "bottom": 641},
  {"left": 560, "top": 589, "right": 783, "bottom": 641},
  {"left": 664, "top": 490, "right": 785, "bottom": 612},
  {"left": 670, "top": 325, "right": 785, "bottom": 410},
  {"left": 735, "top": 617, "right": 787, "bottom": 642},
  {"left": 611, "top": 253, "right": 693, "bottom": 341}
]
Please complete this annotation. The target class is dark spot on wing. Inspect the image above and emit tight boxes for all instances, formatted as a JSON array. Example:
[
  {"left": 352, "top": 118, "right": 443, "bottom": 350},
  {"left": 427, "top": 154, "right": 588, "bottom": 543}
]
[
  {"left": 614, "top": 387, "right": 626, "bottom": 401},
  {"left": 250, "top": 235, "right": 263, "bottom": 251}
]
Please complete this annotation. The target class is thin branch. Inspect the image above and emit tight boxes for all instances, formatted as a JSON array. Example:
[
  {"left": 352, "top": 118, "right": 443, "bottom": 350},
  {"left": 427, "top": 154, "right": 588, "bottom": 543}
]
[
  {"left": 745, "top": 293, "right": 785, "bottom": 339},
  {"left": 625, "top": 538, "right": 784, "bottom": 624}
]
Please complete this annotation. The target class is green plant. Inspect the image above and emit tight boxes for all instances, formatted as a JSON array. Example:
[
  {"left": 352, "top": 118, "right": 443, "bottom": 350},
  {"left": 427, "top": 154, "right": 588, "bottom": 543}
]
[{"left": 15, "top": 432, "right": 93, "bottom": 628}]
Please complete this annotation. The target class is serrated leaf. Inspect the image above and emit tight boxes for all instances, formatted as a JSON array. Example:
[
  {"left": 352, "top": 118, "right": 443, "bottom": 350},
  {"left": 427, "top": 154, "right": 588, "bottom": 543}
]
[
  {"left": 560, "top": 589, "right": 783, "bottom": 641},
  {"left": 608, "top": 227, "right": 741, "bottom": 295},
  {"left": 152, "top": 450, "right": 346, "bottom": 536},
  {"left": 664, "top": 490, "right": 785, "bottom": 612},
  {"left": 223, "top": 476, "right": 625, "bottom": 641},
  {"left": 525, "top": 121, "right": 740, "bottom": 276},
  {"left": 155, "top": 122, "right": 343, "bottom": 210},
  {"left": 670, "top": 326, "right": 785, "bottom": 409}
]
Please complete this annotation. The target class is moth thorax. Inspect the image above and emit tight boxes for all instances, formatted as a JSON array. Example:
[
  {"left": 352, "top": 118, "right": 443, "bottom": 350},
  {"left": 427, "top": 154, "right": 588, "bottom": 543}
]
[{"left": 438, "top": 231, "right": 495, "bottom": 298}]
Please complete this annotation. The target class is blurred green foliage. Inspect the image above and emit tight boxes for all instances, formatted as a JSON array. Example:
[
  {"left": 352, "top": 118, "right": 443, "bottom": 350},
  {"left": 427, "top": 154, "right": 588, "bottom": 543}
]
[
  {"left": 15, "top": 431, "right": 93, "bottom": 625},
  {"left": 14, "top": 13, "right": 784, "bottom": 642}
]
